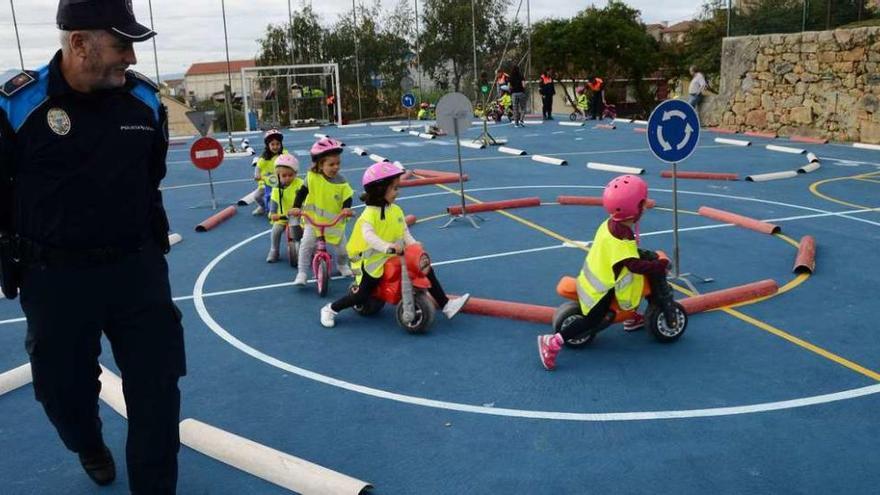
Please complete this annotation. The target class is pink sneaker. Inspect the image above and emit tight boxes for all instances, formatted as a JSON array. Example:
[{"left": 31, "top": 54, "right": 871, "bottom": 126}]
[
  {"left": 537, "top": 334, "right": 564, "bottom": 370},
  {"left": 623, "top": 313, "right": 645, "bottom": 332}
]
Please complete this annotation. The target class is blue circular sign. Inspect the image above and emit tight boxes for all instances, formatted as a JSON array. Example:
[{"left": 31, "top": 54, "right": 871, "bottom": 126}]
[
  {"left": 646, "top": 99, "right": 701, "bottom": 163},
  {"left": 401, "top": 93, "right": 416, "bottom": 109}
]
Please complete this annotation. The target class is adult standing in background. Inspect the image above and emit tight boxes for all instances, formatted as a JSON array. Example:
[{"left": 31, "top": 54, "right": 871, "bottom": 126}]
[
  {"left": 509, "top": 65, "right": 527, "bottom": 127},
  {"left": 539, "top": 68, "right": 556, "bottom": 120},
  {"left": 687, "top": 66, "right": 712, "bottom": 112},
  {"left": 0, "top": 1, "right": 185, "bottom": 493},
  {"left": 587, "top": 76, "right": 605, "bottom": 120}
]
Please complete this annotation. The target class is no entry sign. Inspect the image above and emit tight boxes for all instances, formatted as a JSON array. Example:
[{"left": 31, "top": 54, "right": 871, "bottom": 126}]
[{"left": 190, "top": 137, "right": 225, "bottom": 170}]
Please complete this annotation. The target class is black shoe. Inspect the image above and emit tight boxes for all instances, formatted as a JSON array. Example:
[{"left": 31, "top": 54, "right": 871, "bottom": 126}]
[{"left": 79, "top": 445, "right": 116, "bottom": 486}]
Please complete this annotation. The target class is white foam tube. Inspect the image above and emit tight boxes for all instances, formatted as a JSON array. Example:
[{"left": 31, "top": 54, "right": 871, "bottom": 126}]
[
  {"left": 472, "top": 120, "right": 494, "bottom": 125},
  {"left": 313, "top": 133, "right": 329, "bottom": 139},
  {"left": 0, "top": 286, "right": 4, "bottom": 298},
  {"left": 613, "top": 118, "right": 633, "bottom": 124},
  {"left": 417, "top": 133, "right": 436, "bottom": 140},
  {"left": 368, "top": 154, "right": 388, "bottom": 163},
  {"left": 225, "top": 152, "right": 253, "bottom": 158},
  {"left": 498, "top": 146, "right": 527, "bottom": 156},
  {"left": 408, "top": 131, "right": 420, "bottom": 137},
  {"left": 633, "top": 120, "right": 649, "bottom": 125},
  {"left": 798, "top": 162, "right": 821, "bottom": 173},
  {"left": 745, "top": 170, "right": 799, "bottom": 182},
  {"left": 372, "top": 121, "right": 402, "bottom": 126},
  {"left": 290, "top": 126, "right": 320, "bottom": 132},
  {"left": 766, "top": 144, "right": 805, "bottom": 154},
  {"left": 168, "top": 233, "right": 183, "bottom": 246},
  {"left": 390, "top": 126, "right": 407, "bottom": 133},
  {"left": 180, "top": 419, "right": 372, "bottom": 495},
  {"left": 98, "top": 365, "right": 128, "bottom": 418},
  {"left": 523, "top": 120, "right": 544, "bottom": 125},
  {"left": 806, "top": 152, "right": 819, "bottom": 163},
  {"left": 351, "top": 147, "right": 368, "bottom": 156},
  {"left": 459, "top": 140, "right": 485, "bottom": 149},
  {"left": 587, "top": 162, "right": 645, "bottom": 175},
  {"left": 238, "top": 190, "right": 257, "bottom": 206},
  {"left": 714, "top": 137, "right": 751, "bottom": 147},
  {"left": 558, "top": 121, "right": 583, "bottom": 127},
  {"left": 239, "top": 138, "right": 249, "bottom": 147},
  {"left": 169, "top": 135, "right": 194, "bottom": 142},
  {"left": 854, "top": 142, "right": 880, "bottom": 151},
  {"left": 493, "top": 138, "right": 508, "bottom": 145},
  {"left": 338, "top": 123, "right": 367, "bottom": 128},
  {"left": 532, "top": 155, "right": 568, "bottom": 166},
  {"left": 0, "top": 363, "right": 32, "bottom": 397}
]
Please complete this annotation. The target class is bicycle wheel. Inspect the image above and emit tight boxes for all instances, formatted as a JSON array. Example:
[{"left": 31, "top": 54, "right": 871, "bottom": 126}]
[{"left": 316, "top": 258, "right": 330, "bottom": 297}]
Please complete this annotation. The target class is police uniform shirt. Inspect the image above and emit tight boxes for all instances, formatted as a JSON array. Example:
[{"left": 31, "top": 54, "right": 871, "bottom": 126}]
[{"left": 0, "top": 50, "right": 168, "bottom": 250}]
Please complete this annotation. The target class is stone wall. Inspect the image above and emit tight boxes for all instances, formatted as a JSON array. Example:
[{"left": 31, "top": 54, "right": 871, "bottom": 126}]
[{"left": 702, "top": 27, "right": 880, "bottom": 143}]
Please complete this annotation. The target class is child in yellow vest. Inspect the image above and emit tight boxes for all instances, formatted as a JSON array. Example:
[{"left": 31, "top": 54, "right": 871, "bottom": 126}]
[
  {"left": 319, "top": 162, "right": 471, "bottom": 328},
  {"left": 291, "top": 137, "right": 354, "bottom": 285},
  {"left": 251, "top": 129, "right": 288, "bottom": 216},
  {"left": 537, "top": 175, "right": 670, "bottom": 370},
  {"left": 266, "top": 154, "right": 304, "bottom": 262}
]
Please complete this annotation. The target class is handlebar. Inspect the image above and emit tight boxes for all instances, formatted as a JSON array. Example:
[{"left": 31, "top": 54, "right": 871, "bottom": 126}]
[{"left": 291, "top": 210, "right": 353, "bottom": 228}]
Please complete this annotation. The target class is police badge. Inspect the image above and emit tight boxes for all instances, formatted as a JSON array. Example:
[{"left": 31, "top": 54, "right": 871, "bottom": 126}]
[{"left": 47, "top": 108, "right": 71, "bottom": 136}]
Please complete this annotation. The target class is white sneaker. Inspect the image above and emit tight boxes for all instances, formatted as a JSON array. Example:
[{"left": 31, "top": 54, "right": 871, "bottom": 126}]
[
  {"left": 252, "top": 206, "right": 265, "bottom": 216},
  {"left": 320, "top": 304, "right": 337, "bottom": 328},
  {"left": 293, "top": 272, "right": 308, "bottom": 286},
  {"left": 266, "top": 249, "right": 279, "bottom": 263},
  {"left": 338, "top": 265, "right": 353, "bottom": 277},
  {"left": 442, "top": 293, "right": 471, "bottom": 319}
]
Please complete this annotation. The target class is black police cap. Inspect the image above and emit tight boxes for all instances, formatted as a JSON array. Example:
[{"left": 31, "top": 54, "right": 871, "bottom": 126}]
[{"left": 57, "top": 0, "right": 156, "bottom": 42}]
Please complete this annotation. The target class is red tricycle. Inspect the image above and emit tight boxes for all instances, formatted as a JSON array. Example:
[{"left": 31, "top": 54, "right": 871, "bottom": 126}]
[
  {"left": 353, "top": 244, "right": 436, "bottom": 334},
  {"left": 552, "top": 251, "right": 687, "bottom": 346}
]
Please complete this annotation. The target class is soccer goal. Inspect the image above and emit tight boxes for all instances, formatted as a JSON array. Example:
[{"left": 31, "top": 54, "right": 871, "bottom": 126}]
[{"left": 241, "top": 63, "right": 341, "bottom": 131}]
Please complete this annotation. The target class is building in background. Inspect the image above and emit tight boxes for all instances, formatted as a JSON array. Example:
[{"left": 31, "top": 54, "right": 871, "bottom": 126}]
[{"left": 184, "top": 60, "right": 256, "bottom": 104}]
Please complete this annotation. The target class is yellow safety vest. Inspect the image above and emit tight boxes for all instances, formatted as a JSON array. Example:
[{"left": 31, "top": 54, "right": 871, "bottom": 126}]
[
  {"left": 346, "top": 204, "right": 406, "bottom": 282},
  {"left": 302, "top": 170, "right": 353, "bottom": 244},
  {"left": 576, "top": 219, "right": 645, "bottom": 315},
  {"left": 269, "top": 177, "right": 304, "bottom": 226},
  {"left": 256, "top": 149, "right": 289, "bottom": 187},
  {"left": 576, "top": 94, "right": 589, "bottom": 110},
  {"left": 501, "top": 94, "right": 511, "bottom": 109}
]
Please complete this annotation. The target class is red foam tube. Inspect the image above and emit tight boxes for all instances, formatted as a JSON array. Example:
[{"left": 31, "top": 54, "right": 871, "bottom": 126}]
[
  {"left": 790, "top": 135, "right": 828, "bottom": 144},
  {"left": 707, "top": 127, "right": 738, "bottom": 134},
  {"left": 743, "top": 131, "right": 777, "bottom": 139},
  {"left": 679, "top": 279, "right": 778, "bottom": 314},
  {"left": 633, "top": 127, "right": 647, "bottom": 133},
  {"left": 792, "top": 235, "right": 816, "bottom": 274},
  {"left": 557, "top": 195, "right": 656, "bottom": 208},
  {"left": 195, "top": 206, "right": 237, "bottom": 232},
  {"left": 661, "top": 170, "right": 739, "bottom": 181},
  {"left": 405, "top": 214, "right": 417, "bottom": 226},
  {"left": 595, "top": 124, "right": 616, "bottom": 130},
  {"left": 400, "top": 175, "right": 468, "bottom": 187},
  {"left": 447, "top": 197, "right": 541, "bottom": 215},
  {"left": 411, "top": 169, "right": 459, "bottom": 178},
  {"left": 454, "top": 295, "right": 555, "bottom": 324},
  {"left": 697, "top": 206, "right": 781, "bottom": 234}
]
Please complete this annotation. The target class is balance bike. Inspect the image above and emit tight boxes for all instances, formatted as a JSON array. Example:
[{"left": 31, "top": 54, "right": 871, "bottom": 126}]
[
  {"left": 353, "top": 244, "right": 437, "bottom": 334},
  {"left": 294, "top": 211, "right": 352, "bottom": 297}
]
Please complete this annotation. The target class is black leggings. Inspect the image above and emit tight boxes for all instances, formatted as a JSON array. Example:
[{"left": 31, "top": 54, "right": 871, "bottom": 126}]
[
  {"left": 559, "top": 290, "right": 615, "bottom": 341},
  {"left": 331, "top": 266, "right": 449, "bottom": 312}
]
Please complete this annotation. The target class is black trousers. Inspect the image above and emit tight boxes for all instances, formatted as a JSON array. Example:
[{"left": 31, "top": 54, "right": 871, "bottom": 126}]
[
  {"left": 332, "top": 265, "right": 449, "bottom": 312},
  {"left": 541, "top": 95, "right": 553, "bottom": 119},
  {"left": 590, "top": 93, "right": 604, "bottom": 120},
  {"left": 20, "top": 243, "right": 185, "bottom": 494}
]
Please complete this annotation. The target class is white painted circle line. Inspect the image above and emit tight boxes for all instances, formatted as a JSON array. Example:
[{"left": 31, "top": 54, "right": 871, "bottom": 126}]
[{"left": 192, "top": 185, "right": 880, "bottom": 422}]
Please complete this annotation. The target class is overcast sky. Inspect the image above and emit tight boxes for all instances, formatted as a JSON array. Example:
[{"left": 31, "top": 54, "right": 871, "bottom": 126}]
[{"left": 0, "top": 0, "right": 704, "bottom": 77}]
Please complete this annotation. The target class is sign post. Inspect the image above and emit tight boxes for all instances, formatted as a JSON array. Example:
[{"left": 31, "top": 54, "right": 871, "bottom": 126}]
[
  {"left": 436, "top": 92, "right": 480, "bottom": 229},
  {"left": 647, "top": 99, "right": 711, "bottom": 291},
  {"left": 190, "top": 137, "right": 225, "bottom": 210},
  {"left": 402, "top": 92, "right": 416, "bottom": 131}
]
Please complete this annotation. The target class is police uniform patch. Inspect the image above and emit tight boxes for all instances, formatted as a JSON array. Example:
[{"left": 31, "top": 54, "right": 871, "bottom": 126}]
[
  {"left": 47, "top": 108, "right": 71, "bottom": 136},
  {"left": 0, "top": 70, "right": 38, "bottom": 97}
]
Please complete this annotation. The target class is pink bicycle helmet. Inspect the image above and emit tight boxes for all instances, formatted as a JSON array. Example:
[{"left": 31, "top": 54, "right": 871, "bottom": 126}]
[
  {"left": 310, "top": 137, "right": 344, "bottom": 161},
  {"left": 274, "top": 153, "right": 299, "bottom": 172},
  {"left": 576, "top": 86, "right": 586, "bottom": 95},
  {"left": 362, "top": 161, "right": 405, "bottom": 187},
  {"left": 263, "top": 128, "right": 283, "bottom": 144},
  {"left": 602, "top": 175, "right": 648, "bottom": 221}
]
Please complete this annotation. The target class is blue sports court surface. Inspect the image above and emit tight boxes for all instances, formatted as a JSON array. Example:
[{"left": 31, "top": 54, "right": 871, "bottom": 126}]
[{"left": 1, "top": 116, "right": 879, "bottom": 493}]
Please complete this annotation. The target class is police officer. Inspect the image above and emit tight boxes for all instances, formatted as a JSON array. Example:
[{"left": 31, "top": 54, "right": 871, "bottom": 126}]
[{"left": 0, "top": 1, "right": 185, "bottom": 493}]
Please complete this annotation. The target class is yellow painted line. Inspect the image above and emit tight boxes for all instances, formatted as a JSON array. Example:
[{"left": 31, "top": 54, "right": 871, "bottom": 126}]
[
  {"left": 856, "top": 178, "right": 880, "bottom": 185},
  {"left": 809, "top": 170, "right": 880, "bottom": 210},
  {"left": 415, "top": 213, "right": 447, "bottom": 224}
]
